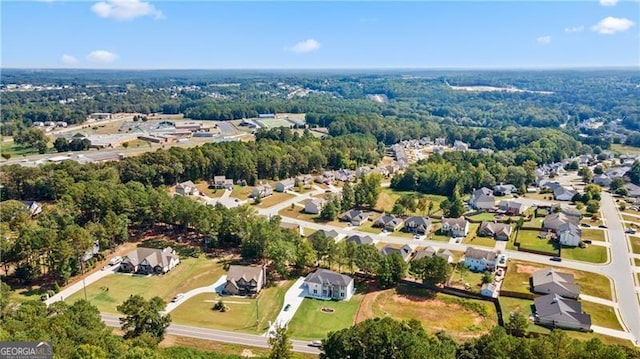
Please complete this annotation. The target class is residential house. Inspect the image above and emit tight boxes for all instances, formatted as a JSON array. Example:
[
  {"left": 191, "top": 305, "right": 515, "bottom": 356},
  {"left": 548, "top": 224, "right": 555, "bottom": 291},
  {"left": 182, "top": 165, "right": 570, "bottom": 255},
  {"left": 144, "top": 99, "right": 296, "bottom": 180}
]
[
  {"left": 454, "top": 140, "right": 470, "bottom": 151},
  {"left": 251, "top": 184, "right": 273, "bottom": 198},
  {"left": 557, "top": 222, "right": 582, "bottom": 247},
  {"left": 212, "top": 175, "right": 234, "bottom": 190},
  {"left": 625, "top": 183, "right": 640, "bottom": 198},
  {"left": 553, "top": 186, "right": 578, "bottom": 201},
  {"left": 339, "top": 209, "right": 369, "bottom": 226},
  {"left": 279, "top": 222, "right": 302, "bottom": 236},
  {"left": 440, "top": 217, "right": 470, "bottom": 237},
  {"left": 437, "top": 249, "right": 455, "bottom": 264},
  {"left": 470, "top": 187, "right": 495, "bottom": 210},
  {"left": 120, "top": 247, "right": 180, "bottom": 274},
  {"left": 403, "top": 216, "right": 431, "bottom": 235},
  {"left": 373, "top": 214, "right": 404, "bottom": 232},
  {"left": 412, "top": 246, "right": 437, "bottom": 262},
  {"left": 223, "top": 265, "right": 265, "bottom": 296},
  {"left": 380, "top": 244, "right": 413, "bottom": 261},
  {"left": 543, "top": 213, "right": 579, "bottom": 232},
  {"left": 334, "top": 169, "right": 355, "bottom": 182},
  {"left": 304, "top": 199, "right": 324, "bottom": 214},
  {"left": 275, "top": 179, "right": 295, "bottom": 192},
  {"left": 304, "top": 269, "right": 355, "bottom": 301},
  {"left": 295, "top": 175, "right": 312, "bottom": 187},
  {"left": 316, "top": 171, "right": 336, "bottom": 184},
  {"left": 478, "top": 222, "right": 513, "bottom": 241},
  {"left": 356, "top": 166, "right": 372, "bottom": 178},
  {"left": 532, "top": 268, "right": 581, "bottom": 299},
  {"left": 20, "top": 200, "right": 42, "bottom": 216},
  {"left": 551, "top": 204, "right": 583, "bottom": 219},
  {"left": 175, "top": 181, "right": 199, "bottom": 196},
  {"left": 312, "top": 229, "right": 342, "bottom": 241},
  {"left": 593, "top": 174, "right": 612, "bottom": 188},
  {"left": 345, "top": 234, "right": 374, "bottom": 245},
  {"left": 534, "top": 293, "right": 591, "bottom": 331},
  {"left": 464, "top": 247, "right": 498, "bottom": 272},
  {"left": 498, "top": 200, "right": 529, "bottom": 215},
  {"left": 80, "top": 240, "right": 100, "bottom": 263},
  {"left": 493, "top": 184, "right": 517, "bottom": 196}
]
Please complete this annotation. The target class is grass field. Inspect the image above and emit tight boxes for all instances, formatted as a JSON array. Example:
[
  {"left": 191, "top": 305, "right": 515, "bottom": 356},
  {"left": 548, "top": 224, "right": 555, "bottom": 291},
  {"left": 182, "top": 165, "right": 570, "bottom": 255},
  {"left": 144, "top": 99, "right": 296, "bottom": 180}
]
[
  {"left": 230, "top": 185, "right": 254, "bottom": 200},
  {"left": 502, "top": 260, "right": 612, "bottom": 300},
  {"left": 287, "top": 295, "right": 363, "bottom": 339},
  {"left": 462, "top": 234, "right": 496, "bottom": 248},
  {"left": 581, "top": 229, "right": 606, "bottom": 242},
  {"left": 67, "top": 256, "right": 225, "bottom": 313},
  {"left": 256, "top": 117, "right": 294, "bottom": 129},
  {"left": 368, "top": 286, "right": 497, "bottom": 340},
  {"left": 255, "top": 192, "right": 295, "bottom": 208},
  {"left": 561, "top": 245, "right": 608, "bottom": 264},
  {"left": 622, "top": 214, "right": 640, "bottom": 224},
  {"left": 516, "top": 230, "right": 556, "bottom": 254},
  {"left": 195, "top": 181, "right": 225, "bottom": 198},
  {"left": 630, "top": 236, "right": 640, "bottom": 254},
  {"left": 0, "top": 141, "right": 41, "bottom": 157},
  {"left": 375, "top": 188, "right": 445, "bottom": 215},
  {"left": 160, "top": 335, "right": 317, "bottom": 359},
  {"left": 468, "top": 212, "right": 496, "bottom": 222},
  {"left": 581, "top": 301, "right": 622, "bottom": 330},
  {"left": 277, "top": 206, "right": 349, "bottom": 228},
  {"left": 171, "top": 280, "right": 292, "bottom": 334},
  {"left": 611, "top": 143, "right": 640, "bottom": 155}
]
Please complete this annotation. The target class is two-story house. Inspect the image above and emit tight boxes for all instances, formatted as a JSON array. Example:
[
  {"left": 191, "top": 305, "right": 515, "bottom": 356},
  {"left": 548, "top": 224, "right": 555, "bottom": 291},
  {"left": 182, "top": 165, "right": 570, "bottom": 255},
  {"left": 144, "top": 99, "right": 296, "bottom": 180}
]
[{"left": 304, "top": 269, "right": 355, "bottom": 301}]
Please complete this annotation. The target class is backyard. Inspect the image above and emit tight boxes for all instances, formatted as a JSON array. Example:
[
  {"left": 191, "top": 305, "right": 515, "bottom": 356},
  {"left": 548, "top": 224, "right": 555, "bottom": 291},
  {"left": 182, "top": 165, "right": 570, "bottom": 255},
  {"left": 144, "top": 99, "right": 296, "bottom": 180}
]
[
  {"left": 515, "top": 229, "right": 557, "bottom": 254},
  {"left": 449, "top": 265, "right": 486, "bottom": 293},
  {"left": 171, "top": 280, "right": 293, "bottom": 334},
  {"left": 287, "top": 294, "right": 364, "bottom": 340},
  {"left": 67, "top": 256, "right": 226, "bottom": 313},
  {"left": 502, "top": 260, "right": 612, "bottom": 300}
]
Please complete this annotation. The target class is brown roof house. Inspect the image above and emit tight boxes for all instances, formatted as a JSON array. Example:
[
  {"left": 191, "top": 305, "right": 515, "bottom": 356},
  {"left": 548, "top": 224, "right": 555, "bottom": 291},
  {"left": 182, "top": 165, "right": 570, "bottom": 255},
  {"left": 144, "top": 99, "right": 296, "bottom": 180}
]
[
  {"left": 223, "top": 265, "right": 266, "bottom": 296},
  {"left": 120, "top": 247, "right": 180, "bottom": 274},
  {"left": 478, "top": 222, "right": 513, "bottom": 241}
]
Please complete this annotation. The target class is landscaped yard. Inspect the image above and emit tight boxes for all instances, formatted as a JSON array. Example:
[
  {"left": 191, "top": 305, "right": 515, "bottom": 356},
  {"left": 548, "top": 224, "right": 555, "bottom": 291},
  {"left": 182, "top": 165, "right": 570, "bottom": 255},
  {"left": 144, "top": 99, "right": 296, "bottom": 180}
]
[
  {"left": 365, "top": 285, "right": 497, "bottom": 340},
  {"left": 561, "top": 245, "right": 608, "bottom": 264},
  {"left": 230, "top": 185, "right": 254, "bottom": 200},
  {"left": 462, "top": 234, "right": 496, "bottom": 248},
  {"left": 581, "top": 301, "right": 622, "bottom": 330},
  {"left": 630, "top": 236, "right": 640, "bottom": 254},
  {"left": 581, "top": 229, "right": 606, "bottom": 242},
  {"left": 277, "top": 206, "right": 349, "bottom": 228},
  {"left": 502, "top": 260, "right": 612, "bottom": 300},
  {"left": 255, "top": 192, "right": 294, "bottom": 208},
  {"left": 622, "top": 214, "right": 640, "bottom": 224},
  {"left": 516, "top": 229, "right": 557, "bottom": 254},
  {"left": 287, "top": 294, "right": 363, "bottom": 339},
  {"left": 67, "top": 256, "right": 226, "bottom": 313},
  {"left": 195, "top": 181, "right": 225, "bottom": 198},
  {"left": 171, "top": 280, "right": 293, "bottom": 334}
]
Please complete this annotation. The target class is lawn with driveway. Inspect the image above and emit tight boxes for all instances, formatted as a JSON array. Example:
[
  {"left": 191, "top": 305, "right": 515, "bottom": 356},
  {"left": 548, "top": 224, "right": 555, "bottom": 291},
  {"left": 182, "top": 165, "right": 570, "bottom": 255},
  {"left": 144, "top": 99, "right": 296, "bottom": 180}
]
[
  {"left": 255, "top": 192, "right": 295, "bottom": 208},
  {"left": 287, "top": 294, "right": 364, "bottom": 340},
  {"left": 515, "top": 229, "right": 556, "bottom": 254},
  {"left": 502, "top": 260, "right": 612, "bottom": 300},
  {"left": 67, "top": 256, "right": 225, "bottom": 313},
  {"left": 171, "top": 280, "right": 293, "bottom": 334}
]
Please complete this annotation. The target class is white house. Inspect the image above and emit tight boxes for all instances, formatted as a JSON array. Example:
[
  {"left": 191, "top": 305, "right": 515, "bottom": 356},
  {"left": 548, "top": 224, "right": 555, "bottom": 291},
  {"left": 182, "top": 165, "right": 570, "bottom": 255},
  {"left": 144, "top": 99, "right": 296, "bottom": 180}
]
[
  {"left": 464, "top": 247, "right": 498, "bottom": 272},
  {"left": 120, "top": 247, "right": 180, "bottom": 274},
  {"left": 304, "top": 199, "right": 324, "bottom": 214},
  {"left": 553, "top": 186, "right": 578, "bottom": 201},
  {"left": 470, "top": 187, "right": 495, "bottom": 210},
  {"left": 557, "top": 222, "right": 581, "bottom": 247},
  {"left": 275, "top": 179, "right": 295, "bottom": 192},
  {"left": 304, "top": 269, "right": 355, "bottom": 301},
  {"left": 252, "top": 184, "right": 273, "bottom": 198},
  {"left": 440, "top": 217, "right": 469, "bottom": 237},
  {"left": 175, "top": 181, "right": 199, "bottom": 196}
]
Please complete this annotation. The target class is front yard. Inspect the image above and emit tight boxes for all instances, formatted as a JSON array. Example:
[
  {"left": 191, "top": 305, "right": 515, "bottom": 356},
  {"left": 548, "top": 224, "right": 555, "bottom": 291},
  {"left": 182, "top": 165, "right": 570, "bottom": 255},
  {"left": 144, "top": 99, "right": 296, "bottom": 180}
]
[
  {"left": 67, "top": 256, "right": 226, "bottom": 313},
  {"left": 254, "top": 192, "right": 295, "bottom": 208},
  {"left": 582, "top": 229, "right": 606, "bottom": 242},
  {"left": 171, "top": 280, "right": 293, "bottom": 334},
  {"left": 561, "top": 245, "right": 608, "bottom": 264},
  {"left": 230, "top": 185, "right": 255, "bottom": 200},
  {"left": 287, "top": 294, "right": 364, "bottom": 340},
  {"left": 502, "top": 260, "right": 612, "bottom": 300},
  {"left": 630, "top": 236, "right": 640, "bottom": 254},
  {"left": 515, "top": 229, "right": 557, "bottom": 254},
  {"left": 580, "top": 301, "right": 623, "bottom": 330},
  {"left": 195, "top": 181, "right": 225, "bottom": 198}
]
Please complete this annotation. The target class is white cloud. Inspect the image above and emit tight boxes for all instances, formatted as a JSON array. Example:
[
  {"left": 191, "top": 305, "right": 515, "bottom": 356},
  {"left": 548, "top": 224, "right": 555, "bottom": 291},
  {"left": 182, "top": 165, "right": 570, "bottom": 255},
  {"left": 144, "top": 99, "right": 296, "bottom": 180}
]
[
  {"left": 287, "top": 39, "right": 321, "bottom": 54},
  {"left": 91, "top": 0, "right": 164, "bottom": 21},
  {"left": 599, "top": 0, "right": 618, "bottom": 6},
  {"left": 565, "top": 25, "right": 584, "bottom": 33},
  {"left": 61, "top": 54, "right": 79, "bottom": 66},
  {"left": 591, "top": 16, "right": 635, "bottom": 34},
  {"left": 536, "top": 35, "right": 552, "bottom": 45},
  {"left": 87, "top": 50, "right": 118, "bottom": 63}
]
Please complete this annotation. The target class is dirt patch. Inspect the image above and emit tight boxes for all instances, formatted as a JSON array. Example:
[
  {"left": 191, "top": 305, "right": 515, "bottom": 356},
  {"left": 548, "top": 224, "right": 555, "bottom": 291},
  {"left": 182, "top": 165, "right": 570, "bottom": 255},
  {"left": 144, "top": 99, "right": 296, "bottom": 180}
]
[
  {"left": 515, "top": 264, "right": 539, "bottom": 275},
  {"left": 241, "top": 349, "right": 256, "bottom": 358},
  {"left": 159, "top": 335, "right": 176, "bottom": 348},
  {"left": 355, "top": 289, "right": 385, "bottom": 323}
]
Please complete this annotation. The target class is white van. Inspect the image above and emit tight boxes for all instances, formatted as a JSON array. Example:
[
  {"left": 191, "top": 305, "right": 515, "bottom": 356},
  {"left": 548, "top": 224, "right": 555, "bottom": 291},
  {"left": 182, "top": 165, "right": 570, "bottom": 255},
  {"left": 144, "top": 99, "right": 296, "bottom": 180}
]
[{"left": 108, "top": 256, "right": 122, "bottom": 266}]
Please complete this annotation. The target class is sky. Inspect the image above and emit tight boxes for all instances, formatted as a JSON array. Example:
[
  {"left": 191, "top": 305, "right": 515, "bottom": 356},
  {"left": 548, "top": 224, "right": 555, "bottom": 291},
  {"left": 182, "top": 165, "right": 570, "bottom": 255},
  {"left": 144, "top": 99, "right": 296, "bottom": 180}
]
[{"left": 2, "top": 0, "right": 639, "bottom": 69}]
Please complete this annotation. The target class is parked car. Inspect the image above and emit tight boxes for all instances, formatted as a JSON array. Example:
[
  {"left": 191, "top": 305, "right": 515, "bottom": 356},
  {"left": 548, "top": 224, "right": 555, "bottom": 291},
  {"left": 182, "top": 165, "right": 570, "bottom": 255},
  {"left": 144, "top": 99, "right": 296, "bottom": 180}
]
[
  {"left": 583, "top": 240, "right": 592, "bottom": 244},
  {"left": 171, "top": 293, "right": 185, "bottom": 303},
  {"left": 626, "top": 228, "right": 637, "bottom": 234},
  {"left": 284, "top": 304, "right": 291, "bottom": 311},
  {"left": 599, "top": 224, "right": 608, "bottom": 229},
  {"left": 580, "top": 223, "right": 590, "bottom": 227},
  {"left": 308, "top": 341, "right": 322, "bottom": 348},
  {"left": 108, "top": 256, "right": 122, "bottom": 266},
  {"left": 550, "top": 256, "right": 562, "bottom": 262}
]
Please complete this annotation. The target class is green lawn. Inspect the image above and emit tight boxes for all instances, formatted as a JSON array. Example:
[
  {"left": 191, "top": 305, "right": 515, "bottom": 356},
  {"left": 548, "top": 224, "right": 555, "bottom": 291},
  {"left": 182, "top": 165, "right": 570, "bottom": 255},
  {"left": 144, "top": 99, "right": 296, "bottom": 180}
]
[
  {"left": 516, "top": 230, "right": 557, "bottom": 254},
  {"left": 503, "top": 260, "right": 612, "bottom": 300},
  {"left": 287, "top": 295, "right": 363, "bottom": 339},
  {"left": 449, "top": 266, "right": 486, "bottom": 293},
  {"left": 622, "top": 214, "right": 640, "bottom": 224},
  {"left": 67, "top": 256, "right": 225, "bottom": 313},
  {"left": 195, "top": 181, "right": 225, "bottom": 198},
  {"left": 561, "top": 245, "right": 608, "bottom": 264},
  {"left": 630, "top": 236, "right": 640, "bottom": 254},
  {"left": 389, "top": 231, "right": 415, "bottom": 239},
  {"left": 611, "top": 143, "right": 640, "bottom": 156},
  {"left": 581, "top": 301, "right": 622, "bottom": 330},
  {"left": 468, "top": 212, "right": 496, "bottom": 222},
  {"left": 0, "top": 141, "right": 42, "bottom": 157},
  {"left": 171, "top": 280, "right": 293, "bottom": 334},
  {"left": 462, "top": 235, "right": 496, "bottom": 248},
  {"left": 581, "top": 229, "right": 606, "bottom": 242},
  {"left": 230, "top": 185, "right": 254, "bottom": 200},
  {"left": 370, "top": 286, "right": 496, "bottom": 340},
  {"left": 634, "top": 258, "right": 640, "bottom": 266},
  {"left": 375, "top": 188, "right": 446, "bottom": 215}
]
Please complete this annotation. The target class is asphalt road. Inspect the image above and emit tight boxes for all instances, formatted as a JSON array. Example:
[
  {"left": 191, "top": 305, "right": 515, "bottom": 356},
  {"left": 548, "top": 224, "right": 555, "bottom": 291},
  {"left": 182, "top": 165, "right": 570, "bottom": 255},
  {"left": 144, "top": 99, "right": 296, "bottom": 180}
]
[{"left": 100, "top": 314, "right": 322, "bottom": 355}]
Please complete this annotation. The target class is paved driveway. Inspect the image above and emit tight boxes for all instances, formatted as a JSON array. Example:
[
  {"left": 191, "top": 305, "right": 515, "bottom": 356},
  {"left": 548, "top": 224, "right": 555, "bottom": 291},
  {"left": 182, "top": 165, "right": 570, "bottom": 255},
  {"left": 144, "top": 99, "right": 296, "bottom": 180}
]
[
  {"left": 265, "top": 277, "right": 306, "bottom": 336},
  {"left": 163, "top": 275, "right": 227, "bottom": 314},
  {"left": 45, "top": 263, "right": 120, "bottom": 305}
]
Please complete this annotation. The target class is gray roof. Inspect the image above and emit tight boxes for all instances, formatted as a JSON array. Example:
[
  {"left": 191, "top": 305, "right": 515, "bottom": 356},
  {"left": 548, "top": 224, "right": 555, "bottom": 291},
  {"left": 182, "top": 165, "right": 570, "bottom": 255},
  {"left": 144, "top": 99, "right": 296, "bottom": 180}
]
[
  {"left": 124, "top": 247, "right": 178, "bottom": 268},
  {"left": 543, "top": 213, "right": 579, "bottom": 231},
  {"left": 553, "top": 186, "right": 578, "bottom": 198},
  {"left": 464, "top": 247, "right": 498, "bottom": 261},
  {"left": 374, "top": 214, "right": 403, "bottom": 227},
  {"left": 441, "top": 217, "right": 468, "bottom": 229},
  {"left": 305, "top": 269, "right": 353, "bottom": 286},
  {"left": 340, "top": 209, "right": 364, "bottom": 221},
  {"left": 227, "top": 265, "right": 263, "bottom": 283},
  {"left": 534, "top": 293, "right": 591, "bottom": 326},
  {"left": 404, "top": 216, "right": 430, "bottom": 229},
  {"left": 532, "top": 268, "right": 581, "bottom": 297},
  {"left": 313, "top": 229, "right": 340, "bottom": 239},
  {"left": 380, "top": 244, "right": 413, "bottom": 260},
  {"left": 412, "top": 246, "right": 437, "bottom": 261},
  {"left": 479, "top": 222, "right": 512, "bottom": 238},
  {"left": 557, "top": 222, "right": 581, "bottom": 237},
  {"left": 346, "top": 234, "right": 374, "bottom": 245},
  {"left": 177, "top": 180, "right": 196, "bottom": 189},
  {"left": 474, "top": 187, "right": 494, "bottom": 197}
]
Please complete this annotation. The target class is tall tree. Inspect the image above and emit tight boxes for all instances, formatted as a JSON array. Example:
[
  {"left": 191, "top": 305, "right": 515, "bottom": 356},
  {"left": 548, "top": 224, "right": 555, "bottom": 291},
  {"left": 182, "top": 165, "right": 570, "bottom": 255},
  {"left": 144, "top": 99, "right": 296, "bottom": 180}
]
[
  {"left": 268, "top": 325, "right": 293, "bottom": 359},
  {"left": 410, "top": 255, "right": 451, "bottom": 286},
  {"left": 117, "top": 295, "right": 171, "bottom": 342}
]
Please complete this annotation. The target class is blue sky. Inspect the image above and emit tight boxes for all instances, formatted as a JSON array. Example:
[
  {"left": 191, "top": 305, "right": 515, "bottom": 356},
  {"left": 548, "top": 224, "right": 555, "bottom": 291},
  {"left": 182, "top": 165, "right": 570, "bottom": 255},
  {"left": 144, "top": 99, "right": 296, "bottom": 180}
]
[{"left": 2, "top": 1, "right": 639, "bottom": 69}]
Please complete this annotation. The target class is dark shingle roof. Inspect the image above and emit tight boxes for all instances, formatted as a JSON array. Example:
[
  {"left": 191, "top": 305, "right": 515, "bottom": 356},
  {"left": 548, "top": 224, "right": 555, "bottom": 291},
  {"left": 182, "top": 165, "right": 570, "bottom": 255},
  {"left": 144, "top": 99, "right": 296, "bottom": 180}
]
[{"left": 305, "top": 269, "right": 353, "bottom": 286}]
